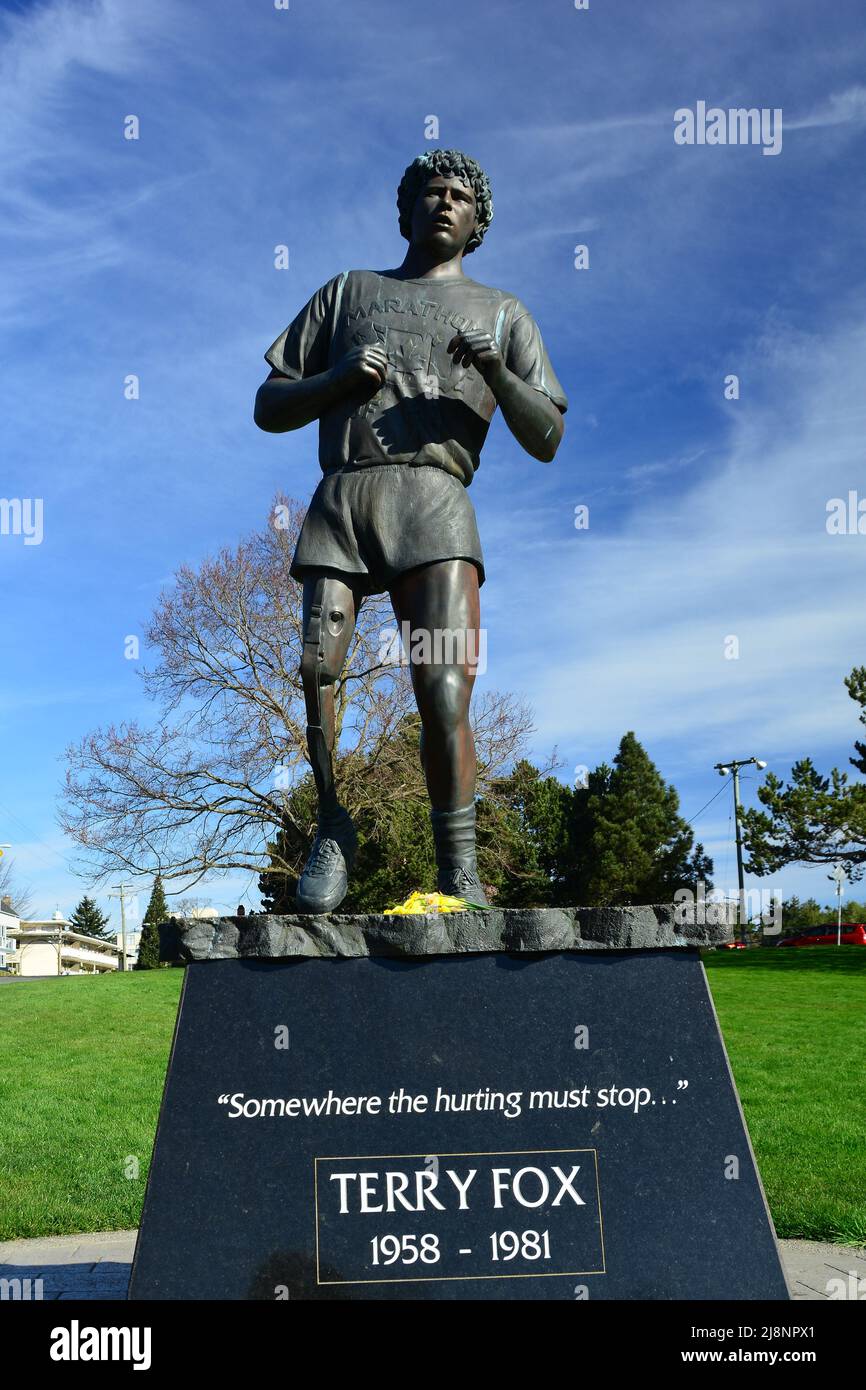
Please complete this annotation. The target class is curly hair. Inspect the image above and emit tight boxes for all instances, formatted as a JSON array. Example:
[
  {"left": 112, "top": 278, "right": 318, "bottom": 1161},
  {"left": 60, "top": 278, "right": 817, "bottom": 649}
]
[{"left": 397, "top": 149, "right": 493, "bottom": 255}]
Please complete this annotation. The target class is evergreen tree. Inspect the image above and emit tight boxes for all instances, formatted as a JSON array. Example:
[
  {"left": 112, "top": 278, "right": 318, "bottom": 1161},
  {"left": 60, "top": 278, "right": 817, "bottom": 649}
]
[
  {"left": 741, "top": 668, "right": 866, "bottom": 880},
  {"left": 68, "top": 894, "right": 112, "bottom": 939},
  {"left": 136, "top": 875, "right": 168, "bottom": 969},
  {"left": 344, "top": 795, "right": 438, "bottom": 911},
  {"left": 574, "top": 732, "right": 713, "bottom": 906},
  {"left": 777, "top": 897, "right": 831, "bottom": 932},
  {"left": 136, "top": 918, "right": 161, "bottom": 969},
  {"left": 778, "top": 896, "right": 866, "bottom": 931},
  {"left": 478, "top": 760, "right": 576, "bottom": 906},
  {"left": 341, "top": 714, "right": 437, "bottom": 909}
]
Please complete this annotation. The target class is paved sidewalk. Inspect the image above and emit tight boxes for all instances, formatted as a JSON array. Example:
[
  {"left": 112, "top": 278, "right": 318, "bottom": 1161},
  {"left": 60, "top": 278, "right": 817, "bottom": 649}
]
[
  {"left": 0, "top": 1230, "right": 135, "bottom": 1300},
  {"left": 1, "top": 1230, "right": 863, "bottom": 1300},
  {"left": 780, "top": 1240, "right": 866, "bottom": 1301}
]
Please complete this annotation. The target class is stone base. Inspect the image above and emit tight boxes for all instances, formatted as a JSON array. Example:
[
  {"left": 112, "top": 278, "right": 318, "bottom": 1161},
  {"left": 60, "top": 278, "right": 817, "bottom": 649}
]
[
  {"left": 130, "top": 939, "right": 787, "bottom": 1300},
  {"left": 159, "top": 905, "right": 730, "bottom": 963}
]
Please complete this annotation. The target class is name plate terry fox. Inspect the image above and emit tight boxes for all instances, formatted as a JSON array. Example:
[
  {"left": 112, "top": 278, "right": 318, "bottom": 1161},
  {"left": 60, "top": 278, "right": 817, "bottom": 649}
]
[{"left": 315, "top": 1149, "right": 604, "bottom": 1286}]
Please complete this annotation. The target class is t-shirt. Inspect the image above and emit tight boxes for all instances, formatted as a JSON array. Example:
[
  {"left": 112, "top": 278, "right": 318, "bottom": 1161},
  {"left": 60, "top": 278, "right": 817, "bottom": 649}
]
[{"left": 264, "top": 269, "right": 568, "bottom": 487}]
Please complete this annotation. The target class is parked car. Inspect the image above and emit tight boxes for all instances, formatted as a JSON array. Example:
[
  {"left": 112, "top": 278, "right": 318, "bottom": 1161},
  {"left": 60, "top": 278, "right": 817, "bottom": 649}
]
[{"left": 775, "top": 923, "right": 866, "bottom": 947}]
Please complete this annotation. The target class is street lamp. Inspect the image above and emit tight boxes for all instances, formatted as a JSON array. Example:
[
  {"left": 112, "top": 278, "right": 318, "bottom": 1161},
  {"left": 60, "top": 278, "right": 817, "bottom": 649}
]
[
  {"left": 713, "top": 758, "right": 767, "bottom": 941},
  {"left": 828, "top": 862, "right": 846, "bottom": 946}
]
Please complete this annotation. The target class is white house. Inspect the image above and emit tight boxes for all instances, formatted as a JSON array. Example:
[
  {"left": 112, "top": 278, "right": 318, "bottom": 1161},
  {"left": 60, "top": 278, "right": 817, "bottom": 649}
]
[
  {"left": 118, "top": 929, "right": 142, "bottom": 969},
  {"left": 7, "top": 911, "right": 122, "bottom": 976}
]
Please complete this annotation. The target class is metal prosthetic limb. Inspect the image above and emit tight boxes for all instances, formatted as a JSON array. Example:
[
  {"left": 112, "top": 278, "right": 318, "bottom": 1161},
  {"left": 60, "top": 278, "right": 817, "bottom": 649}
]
[{"left": 296, "top": 577, "right": 358, "bottom": 911}]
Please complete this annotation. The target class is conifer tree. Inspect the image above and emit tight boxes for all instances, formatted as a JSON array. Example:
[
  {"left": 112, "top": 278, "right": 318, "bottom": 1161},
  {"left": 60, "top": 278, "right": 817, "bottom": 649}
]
[
  {"left": 68, "top": 894, "right": 112, "bottom": 939},
  {"left": 136, "top": 875, "right": 168, "bottom": 969},
  {"left": 575, "top": 732, "right": 713, "bottom": 905}
]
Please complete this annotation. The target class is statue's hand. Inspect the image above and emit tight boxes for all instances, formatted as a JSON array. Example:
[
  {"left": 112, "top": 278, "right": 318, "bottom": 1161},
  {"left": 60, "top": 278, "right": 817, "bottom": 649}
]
[
  {"left": 446, "top": 330, "right": 506, "bottom": 389},
  {"left": 332, "top": 344, "right": 389, "bottom": 395}
]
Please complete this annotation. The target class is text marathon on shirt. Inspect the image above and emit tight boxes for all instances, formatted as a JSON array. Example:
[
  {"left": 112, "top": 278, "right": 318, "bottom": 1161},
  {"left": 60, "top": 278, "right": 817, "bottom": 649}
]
[{"left": 265, "top": 271, "right": 568, "bottom": 486}]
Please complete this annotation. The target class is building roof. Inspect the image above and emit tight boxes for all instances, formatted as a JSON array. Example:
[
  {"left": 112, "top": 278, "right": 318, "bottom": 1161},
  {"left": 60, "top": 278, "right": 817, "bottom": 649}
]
[{"left": 15, "top": 923, "right": 120, "bottom": 953}]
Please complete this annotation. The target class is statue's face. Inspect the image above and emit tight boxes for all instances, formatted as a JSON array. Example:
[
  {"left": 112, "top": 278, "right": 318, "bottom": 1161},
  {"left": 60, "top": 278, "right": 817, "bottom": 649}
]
[{"left": 410, "top": 173, "right": 478, "bottom": 255}]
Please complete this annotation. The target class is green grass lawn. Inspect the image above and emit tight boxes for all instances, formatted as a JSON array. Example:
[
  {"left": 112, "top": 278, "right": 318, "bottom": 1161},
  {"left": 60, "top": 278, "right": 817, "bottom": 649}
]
[
  {"left": 704, "top": 949, "right": 866, "bottom": 1246},
  {"left": 0, "top": 950, "right": 863, "bottom": 1243},
  {"left": 0, "top": 969, "right": 182, "bottom": 1240}
]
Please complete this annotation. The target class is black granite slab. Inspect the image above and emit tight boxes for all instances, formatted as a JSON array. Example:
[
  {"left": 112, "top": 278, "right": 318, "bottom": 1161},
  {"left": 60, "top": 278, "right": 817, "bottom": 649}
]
[{"left": 129, "top": 945, "right": 788, "bottom": 1301}]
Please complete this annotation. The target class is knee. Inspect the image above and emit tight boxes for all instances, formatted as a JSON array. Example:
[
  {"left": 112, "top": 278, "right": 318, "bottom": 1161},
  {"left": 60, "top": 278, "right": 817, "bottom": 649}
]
[
  {"left": 300, "top": 646, "right": 341, "bottom": 689},
  {"left": 416, "top": 665, "right": 472, "bottom": 730},
  {"left": 300, "top": 607, "right": 348, "bottom": 688}
]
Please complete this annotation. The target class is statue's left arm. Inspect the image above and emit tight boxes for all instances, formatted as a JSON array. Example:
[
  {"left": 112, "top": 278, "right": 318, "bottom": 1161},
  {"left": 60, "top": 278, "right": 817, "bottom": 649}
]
[{"left": 447, "top": 325, "right": 566, "bottom": 463}]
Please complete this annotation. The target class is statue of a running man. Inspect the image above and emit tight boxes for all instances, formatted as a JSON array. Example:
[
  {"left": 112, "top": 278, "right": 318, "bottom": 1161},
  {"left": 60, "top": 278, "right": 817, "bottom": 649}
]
[{"left": 255, "top": 149, "right": 567, "bottom": 912}]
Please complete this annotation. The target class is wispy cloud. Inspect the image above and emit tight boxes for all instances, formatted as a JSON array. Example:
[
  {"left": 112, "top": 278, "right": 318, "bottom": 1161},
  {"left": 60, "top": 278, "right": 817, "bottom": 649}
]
[{"left": 786, "top": 84, "right": 866, "bottom": 129}]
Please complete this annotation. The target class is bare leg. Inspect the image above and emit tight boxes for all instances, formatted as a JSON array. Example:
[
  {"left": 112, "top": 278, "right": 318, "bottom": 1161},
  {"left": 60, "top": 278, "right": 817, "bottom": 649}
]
[
  {"left": 389, "top": 559, "right": 486, "bottom": 903},
  {"left": 388, "top": 558, "right": 481, "bottom": 811}
]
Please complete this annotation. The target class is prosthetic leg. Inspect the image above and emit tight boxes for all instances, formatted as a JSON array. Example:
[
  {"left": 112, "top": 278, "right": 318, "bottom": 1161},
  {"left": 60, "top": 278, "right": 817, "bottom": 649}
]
[{"left": 296, "top": 575, "right": 359, "bottom": 912}]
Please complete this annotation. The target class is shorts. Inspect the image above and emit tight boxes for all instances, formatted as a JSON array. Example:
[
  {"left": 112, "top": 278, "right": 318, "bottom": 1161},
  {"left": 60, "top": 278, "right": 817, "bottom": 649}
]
[{"left": 290, "top": 463, "right": 485, "bottom": 595}]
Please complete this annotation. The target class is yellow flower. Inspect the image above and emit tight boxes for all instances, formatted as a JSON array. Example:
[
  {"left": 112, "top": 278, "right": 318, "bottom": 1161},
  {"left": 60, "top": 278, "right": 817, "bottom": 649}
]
[{"left": 384, "top": 889, "right": 474, "bottom": 916}]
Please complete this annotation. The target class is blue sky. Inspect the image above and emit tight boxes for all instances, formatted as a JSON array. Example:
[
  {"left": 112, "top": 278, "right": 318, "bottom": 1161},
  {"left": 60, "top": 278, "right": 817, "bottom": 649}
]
[{"left": 1, "top": 0, "right": 865, "bottom": 926}]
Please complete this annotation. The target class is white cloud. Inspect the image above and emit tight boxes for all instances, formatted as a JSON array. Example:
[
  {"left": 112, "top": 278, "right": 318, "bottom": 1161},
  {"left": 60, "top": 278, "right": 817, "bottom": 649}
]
[
  {"left": 483, "top": 310, "right": 866, "bottom": 771},
  {"left": 0, "top": 0, "right": 182, "bottom": 325},
  {"left": 785, "top": 85, "right": 866, "bottom": 130}
]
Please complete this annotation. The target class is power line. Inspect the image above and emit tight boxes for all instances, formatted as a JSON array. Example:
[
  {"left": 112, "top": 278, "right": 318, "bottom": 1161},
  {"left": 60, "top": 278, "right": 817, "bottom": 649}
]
[
  {"left": 686, "top": 775, "right": 732, "bottom": 827},
  {"left": 0, "top": 797, "right": 79, "bottom": 872}
]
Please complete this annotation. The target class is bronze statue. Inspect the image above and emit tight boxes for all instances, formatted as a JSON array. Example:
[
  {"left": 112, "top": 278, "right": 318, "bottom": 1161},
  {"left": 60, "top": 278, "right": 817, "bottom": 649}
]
[{"left": 255, "top": 150, "right": 567, "bottom": 911}]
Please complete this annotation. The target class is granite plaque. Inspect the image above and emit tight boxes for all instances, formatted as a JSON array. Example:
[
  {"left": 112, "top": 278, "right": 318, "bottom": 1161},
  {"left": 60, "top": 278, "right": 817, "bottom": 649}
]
[{"left": 129, "top": 949, "right": 789, "bottom": 1300}]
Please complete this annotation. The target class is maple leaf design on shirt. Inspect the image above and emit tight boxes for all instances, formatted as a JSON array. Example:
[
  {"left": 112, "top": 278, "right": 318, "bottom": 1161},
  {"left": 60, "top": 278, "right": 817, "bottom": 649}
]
[{"left": 390, "top": 333, "right": 429, "bottom": 375}]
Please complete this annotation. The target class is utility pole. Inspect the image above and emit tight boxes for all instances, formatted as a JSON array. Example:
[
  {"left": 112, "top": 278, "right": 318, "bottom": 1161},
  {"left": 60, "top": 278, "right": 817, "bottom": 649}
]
[
  {"left": 714, "top": 758, "right": 767, "bottom": 942},
  {"left": 829, "top": 863, "right": 846, "bottom": 946},
  {"left": 108, "top": 883, "right": 135, "bottom": 972}
]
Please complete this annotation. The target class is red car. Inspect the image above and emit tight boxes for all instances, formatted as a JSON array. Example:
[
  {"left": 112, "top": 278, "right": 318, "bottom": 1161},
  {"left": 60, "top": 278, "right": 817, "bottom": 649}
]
[{"left": 776, "top": 923, "right": 866, "bottom": 947}]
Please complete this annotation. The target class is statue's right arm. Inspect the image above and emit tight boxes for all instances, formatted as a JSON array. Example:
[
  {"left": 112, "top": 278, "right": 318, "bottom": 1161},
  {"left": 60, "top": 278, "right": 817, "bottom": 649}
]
[{"left": 253, "top": 345, "right": 389, "bottom": 434}]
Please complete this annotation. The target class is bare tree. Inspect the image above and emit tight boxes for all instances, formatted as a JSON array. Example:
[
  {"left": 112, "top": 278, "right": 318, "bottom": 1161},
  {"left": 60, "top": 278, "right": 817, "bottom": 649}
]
[
  {"left": 0, "top": 856, "right": 34, "bottom": 918},
  {"left": 174, "top": 897, "right": 215, "bottom": 917},
  {"left": 59, "top": 496, "right": 534, "bottom": 888}
]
